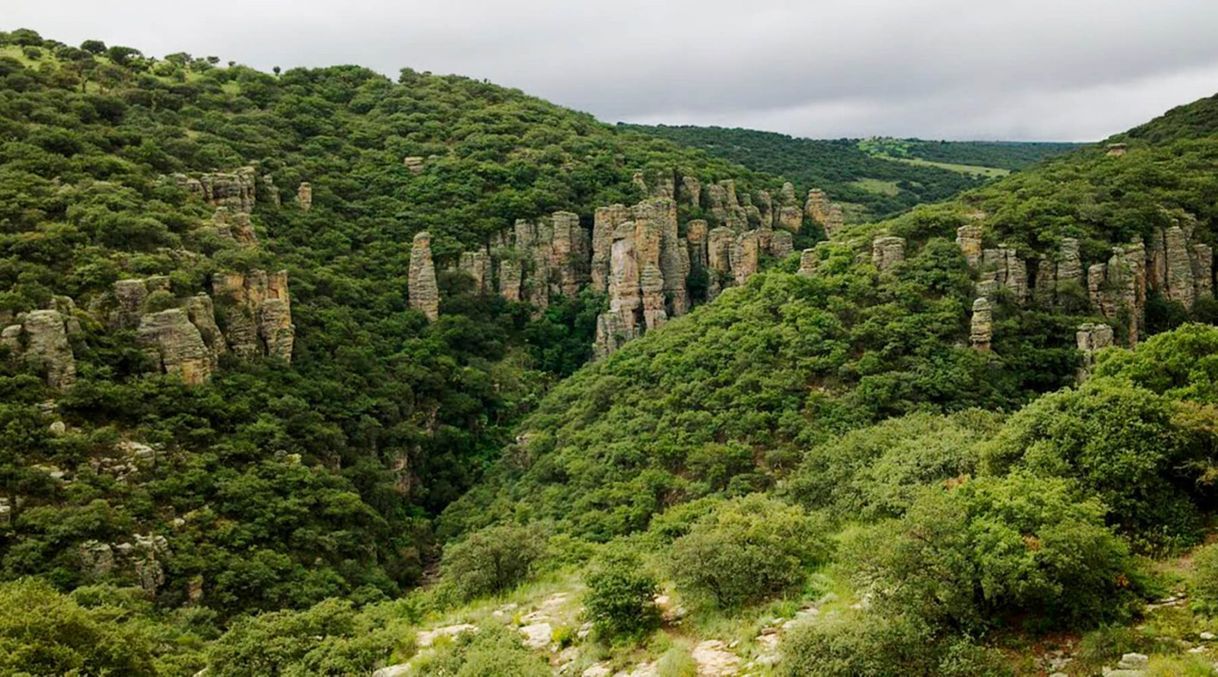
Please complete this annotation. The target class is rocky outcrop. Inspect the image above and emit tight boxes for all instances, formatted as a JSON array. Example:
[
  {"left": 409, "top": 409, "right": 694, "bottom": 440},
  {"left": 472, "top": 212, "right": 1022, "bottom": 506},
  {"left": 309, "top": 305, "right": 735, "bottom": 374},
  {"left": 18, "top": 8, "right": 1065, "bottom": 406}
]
[
  {"left": 981, "top": 246, "right": 1028, "bottom": 304},
  {"left": 212, "top": 207, "right": 258, "bottom": 246},
  {"left": 459, "top": 249, "right": 491, "bottom": 292},
  {"left": 408, "top": 232, "right": 440, "bottom": 321},
  {"left": 732, "top": 231, "right": 762, "bottom": 286},
  {"left": 184, "top": 294, "right": 226, "bottom": 367},
  {"left": 798, "top": 248, "right": 818, "bottom": 277},
  {"left": 176, "top": 167, "right": 257, "bottom": 212},
  {"left": 137, "top": 309, "right": 214, "bottom": 385},
  {"left": 1076, "top": 322, "right": 1114, "bottom": 382},
  {"left": 297, "top": 182, "right": 312, "bottom": 211},
  {"left": 1088, "top": 244, "right": 1145, "bottom": 345},
  {"left": 2, "top": 309, "right": 76, "bottom": 389},
  {"left": 592, "top": 205, "right": 629, "bottom": 292},
  {"left": 777, "top": 206, "right": 803, "bottom": 233},
  {"left": 770, "top": 230, "right": 794, "bottom": 259},
  {"left": 640, "top": 264, "right": 667, "bottom": 331},
  {"left": 1147, "top": 224, "right": 1213, "bottom": 309},
  {"left": 955, "top": 225, "right": 983, "bottom": 267},
  {"left": 970, "top": 298, "right": 993, "bottom": 351},
  {"left": 872, "top": 236, "right": 905, "bottom": 271},
  {"left": 212, "top": 270, "right": 295, "bottom": 361},
  {"left": 403, "top": 156, "right": 425, "bottom": 174},
  {"left": 680, "top": 176, "right": 702, "bottom": 208},
  {"left": 261, "top": 173, "right": 281, "bottom": 207}
]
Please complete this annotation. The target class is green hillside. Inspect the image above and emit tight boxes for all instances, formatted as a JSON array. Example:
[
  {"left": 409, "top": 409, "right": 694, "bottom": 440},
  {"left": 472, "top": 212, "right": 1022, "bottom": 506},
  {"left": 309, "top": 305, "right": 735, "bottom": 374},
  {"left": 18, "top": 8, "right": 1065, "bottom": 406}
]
[
  {"left": 623, "top": 124, "right": 1079, "bottom": 221},
  {"left": 6, "top": 23, "right": 1218, "bottom": 677}
]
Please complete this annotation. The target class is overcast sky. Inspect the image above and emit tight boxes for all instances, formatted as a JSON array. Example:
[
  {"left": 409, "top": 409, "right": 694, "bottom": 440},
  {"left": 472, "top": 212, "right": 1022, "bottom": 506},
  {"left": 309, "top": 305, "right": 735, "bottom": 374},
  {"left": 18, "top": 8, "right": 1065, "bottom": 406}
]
[{"left": 9, "top": 1, "right": 1218, "bottom": 140}]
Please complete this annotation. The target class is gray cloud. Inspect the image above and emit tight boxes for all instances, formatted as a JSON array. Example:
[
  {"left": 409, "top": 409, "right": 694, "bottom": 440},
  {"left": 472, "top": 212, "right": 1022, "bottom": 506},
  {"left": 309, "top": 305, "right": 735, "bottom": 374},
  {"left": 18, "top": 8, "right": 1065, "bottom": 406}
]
[{"left": 8, "top": 0, "right": 1218, "bottom": 140}]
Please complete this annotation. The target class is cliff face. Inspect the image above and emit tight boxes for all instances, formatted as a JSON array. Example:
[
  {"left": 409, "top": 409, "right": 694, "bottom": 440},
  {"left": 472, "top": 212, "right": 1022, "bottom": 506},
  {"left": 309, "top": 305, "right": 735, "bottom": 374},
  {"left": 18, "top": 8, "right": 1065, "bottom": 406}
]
[{"left": 412, "top": 170, "right": 848, "bottom": 357}]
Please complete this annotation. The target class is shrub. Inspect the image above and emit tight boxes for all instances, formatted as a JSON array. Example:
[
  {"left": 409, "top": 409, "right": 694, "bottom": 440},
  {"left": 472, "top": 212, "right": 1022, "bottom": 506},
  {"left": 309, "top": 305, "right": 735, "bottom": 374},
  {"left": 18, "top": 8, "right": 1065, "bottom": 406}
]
[
  {"left": 207, "top": 597, "right": 408, "bottom": 676},
  {"left": 847, "top": 474, "right": 1143, "bottom": 633},
  {"left": 981, "top": 379, "right": 1211, "bottom": 547},
  {"left": 411, "top": 623, "right": 549, "bottom": 677},
  {"left": 582, "top": 547, "right": 660, "bottom": 639},
  {"left": 440, "top": 523, "right": 546, "bottom": 601},
  {"left": 668, "top": 495, "right": 828, "bottom": 609},
  {"left": 0, "top": 578, "right": 157, "bottom": 675},
  {"left": 779, "top": 611, "right": 1011, "bottom": 677}
]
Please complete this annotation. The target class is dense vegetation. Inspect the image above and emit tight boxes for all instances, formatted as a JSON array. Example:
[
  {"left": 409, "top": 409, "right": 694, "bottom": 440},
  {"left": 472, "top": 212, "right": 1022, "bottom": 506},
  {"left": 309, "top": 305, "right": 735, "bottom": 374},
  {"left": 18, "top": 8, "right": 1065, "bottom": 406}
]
[
  {"left": 858, "top": 137, "right": 1083, "bottom": 171},
  {"left": 624, "top": 124, "right": 1078, "bottom": 220},
  {"left": 5, "top": 23, "right": 1218, "bottom": 676},
  {"left": 0, "top": 26, "right": 792, "bottom": 628}
]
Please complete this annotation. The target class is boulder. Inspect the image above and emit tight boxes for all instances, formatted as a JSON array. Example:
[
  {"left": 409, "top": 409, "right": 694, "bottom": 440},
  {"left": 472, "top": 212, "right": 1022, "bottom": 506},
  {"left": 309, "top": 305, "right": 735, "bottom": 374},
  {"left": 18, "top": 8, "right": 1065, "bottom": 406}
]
[
  {"left": 7, "top": 310, "right": 77, "bottom": 389},
  {"left": 872, "top": 236, "right": 906, "bottom": 271},
  {"left": 296, "top": 181, "right": 312, "bottom": 211},
  {"left": 955, "top": 224, "right": 983, "bottom": 267},
  {"left": 798, "top": 248, "right": 818, "bottom": 277},
  {"left": 970, "top": 297, "right": 993, "bottom": 351},
  {"left": 138, "top": 309, "right": 213, "bottom": 385}
]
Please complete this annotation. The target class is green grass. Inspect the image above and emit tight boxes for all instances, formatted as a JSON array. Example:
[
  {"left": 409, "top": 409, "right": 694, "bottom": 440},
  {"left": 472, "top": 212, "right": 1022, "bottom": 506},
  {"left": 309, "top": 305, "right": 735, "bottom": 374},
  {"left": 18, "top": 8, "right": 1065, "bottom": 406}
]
[
  {"left": 875, "top": 153, "right": 1011, "bottom": 178},
  {"left": 849, "top": 178, "right": 902, "bottom": 196}
]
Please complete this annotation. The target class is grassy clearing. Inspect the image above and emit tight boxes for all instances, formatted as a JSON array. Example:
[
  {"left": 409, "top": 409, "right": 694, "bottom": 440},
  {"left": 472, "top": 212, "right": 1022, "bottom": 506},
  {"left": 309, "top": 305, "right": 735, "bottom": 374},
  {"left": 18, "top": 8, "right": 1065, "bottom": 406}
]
[
  {"left": 849, "top": 177, "right": 902, "bottom": 196},
  {"left": 876, "top": 153, "right": 1011, "bottom": 178}
]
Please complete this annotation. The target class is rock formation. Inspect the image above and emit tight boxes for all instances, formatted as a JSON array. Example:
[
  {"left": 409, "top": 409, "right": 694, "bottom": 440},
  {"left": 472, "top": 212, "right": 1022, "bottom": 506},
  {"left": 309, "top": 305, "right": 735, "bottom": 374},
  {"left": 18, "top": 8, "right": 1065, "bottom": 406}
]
[
  {"left": 212, "top": 270, "right": 295, "bottom": 361},
  {"left": 403, "top": 156, "right": 425, "bottom": 174},
  {"left": 459, "top": 249, "right": 491, "bottom": 292},
  {"left": 1, "top": 309, "right": 76, "bottom": 389},
  {"left": 592, "top": 205, "right": 629, "bottom": 292},
  {"left": 732, "top": 231, "right": 762, "bottom": 285},
  {"left": 1076, "top": 322, "right": 1114, "bottom": 382},
  {"left": 408, "top": 232, "right": 440, "bottom": 321},
  {"left": 981, "top": 246, "right": 1028, "bottom": 304},
  {"left": 297, "top": 182, "right": 312, "bottom": 211},
  {"left": 175, "top": 167, "right": 257, "bottom": 213},
  {"left": 872, "top": 236, "right": 906, "bottom": 271},
  {"left": 212, "top": 207, "right": 258, "bottom": 246},
  {"left": 137, "top": 308, "right": 214, "bottom": 385},
  {"left": 680, "top": 176, "right": 702, "bottom": 208},
  {"left": 770, "top": 230, "right": 794, "bottom": 259},
  {"left": 955, "top": 225, "right": 983, "bottom": 267},
  {"left": 1088, "top": 244, "right": 1145, "bottom": 345},
  {"left": 261, "top": 173, "right": 281, "bottom": 207},
  {"left": 798, "top": 249, "right": 818, "bottom": 277},
  {"left": 970, "top": 298, "right": 993, "bottom": 351}
]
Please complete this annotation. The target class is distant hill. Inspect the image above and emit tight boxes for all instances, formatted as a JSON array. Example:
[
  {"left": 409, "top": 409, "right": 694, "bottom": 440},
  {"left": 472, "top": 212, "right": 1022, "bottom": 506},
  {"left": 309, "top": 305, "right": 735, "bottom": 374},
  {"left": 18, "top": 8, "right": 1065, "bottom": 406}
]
[{"left": 625, "top": 123, "right": 1080, "bottom": 221}]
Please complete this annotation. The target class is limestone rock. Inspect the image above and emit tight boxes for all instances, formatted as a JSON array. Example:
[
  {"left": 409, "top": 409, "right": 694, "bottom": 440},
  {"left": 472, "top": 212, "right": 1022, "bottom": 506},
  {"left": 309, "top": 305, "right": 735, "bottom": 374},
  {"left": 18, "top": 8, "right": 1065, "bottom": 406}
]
[
  {"left": 707, "top": 226, "right": 735, "bottom": 298},
  {"left": 955, "top": 225, "right": 983, "bottom": 267},
  {"left": 679, "top": 175, "right": 702, "bottom": 208},
  {"left": 498, "top": 258, "right": 523, "bottom": 302},
  {"left": 686, "top": 220, "right": 709, "bottom": 275},
  {"left": 1088, "top": 245, "right": 1145, "bottom": 345},
  {"left": 138, "top": 309, "right": 213, "bottom": 385},
  {"left": 1193, "top": 243, "right": 1214, "bottom": 300},
  {"left": 8, "top": 310, "right": 77, "bottom": 389},
  {"left": 770, "top": 230, "right": 794, "bottom": 259},
  {"left": 731, "top": 231, "right": 761, "bottom": 286},
  {"left": 970, "top": 298, "right": 993, "bottom": 351},
  {"left": 551, "top": 211, "right": 590, "bottom": 298},
  {"left": 872, "top": 236, "right": 905, "bottom": 271},
  {"left": 777, "top": 205, "right": 802, "bottom": 233},
  {"left": 296, "top": 182, "right": 312, "bottom": 211},
  {"left": 689, "top": 640, "right": 740, "bottom": 676},
  {"left": 805, "top": 188, "right": 835, "bottom": 234},
  {"left": 1076, "top": 322, "right": 1114, "bottom": 383},
  {"left": 212, "top": 270, "right": 295, "bottom": 360},
  {"left": 79, "top": 540, "right": 115, "bottom": 578},
  {"left": 178, "top": 167, "right": 257, "bottom": 212},
  {"left": 261, "top": 173, "right": 280, "bottom": 207},
  {"left": 640, "top": 264, "right": 667, "bottom": 332},
  {"left": 592, "top": 204, "right": 629, "bottom": 292},
  {"left": 113, "top": 278, "right": 150, "bottom": 329},
  {"left": 981, "top": 246, "right": 1028, "bottom": 303},
  {"left": 798, "top": 248, "right": 818, "bottom": 276},
  {"left": 756, "top": 190, "right": 773, "bottom": 229},
  {"left": 459, "top": 249, "right": 491, "bottom": 293},
  {"left": 408, "top": 231, "right": 440, "bottom": 321},
  {"left": 403, "top": 156, "right": 425, "bottom": 174},
  {"left": 184, "top": 294, "right": 226, "bottom": 368}
]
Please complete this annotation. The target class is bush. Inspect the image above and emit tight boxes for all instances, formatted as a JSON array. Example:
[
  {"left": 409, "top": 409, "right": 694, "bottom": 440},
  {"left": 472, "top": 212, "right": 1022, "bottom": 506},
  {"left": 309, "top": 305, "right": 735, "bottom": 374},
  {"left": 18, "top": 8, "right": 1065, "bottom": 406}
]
[
  {"left": 668, "top": 495, "right": 828, "bottom": 609},
  {"left": 411, "top": 623, "right": 549, "bottom": 677},
  {"left": 779, "top": 611, "right": 1011, "bottom": 677},
  {"left": 206, "top": 597, "right": 407, "bottom": 676},
  {"left": 847, "top": 474, "right": 1143, "bottom": 634},
  {"left": 440, "top": 523, "right": 546, "bottom": 601},
  {"left": 1191, "top": 543, "right": 1218, "bottom": 615},
  {"left": 981, "top": 379, "right": 1212, "bottom": 547},
  {"left": 0, "top": 578, "right": 157, "bottom": 675},
  {"left": 583, "top": 547, "right": 660, "bottom": 639}
]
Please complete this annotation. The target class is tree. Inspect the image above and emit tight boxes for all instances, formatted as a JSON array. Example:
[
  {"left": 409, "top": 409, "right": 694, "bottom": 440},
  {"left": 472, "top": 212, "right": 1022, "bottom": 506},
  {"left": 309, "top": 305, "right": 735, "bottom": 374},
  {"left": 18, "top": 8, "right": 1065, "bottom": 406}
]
[
  {"left": 583, "top": 547, "right": 660, "bottom": 639},
  {"left": 668, "top": 495, "right": 828, "bottom": 608},
  {"left": 440, "top": 523, "right": 546, "bottom": 600}
]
